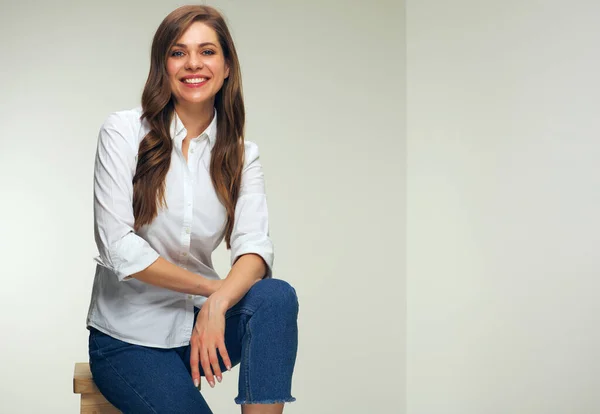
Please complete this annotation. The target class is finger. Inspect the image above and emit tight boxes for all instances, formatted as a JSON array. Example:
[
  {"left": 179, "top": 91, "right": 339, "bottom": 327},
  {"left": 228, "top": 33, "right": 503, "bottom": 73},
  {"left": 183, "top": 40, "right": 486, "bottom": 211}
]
[
  {"left": 218, "top": 340, "right": 232, "bottom": 372},
  {"left": 200, "top": 344, "right": 215, "bottom": 388},
  {"left": 208, "top": 344, "right": 222, "bottom": 383},
  {"left": 189, "top": 337, "right": 201, "bottom": 388}
]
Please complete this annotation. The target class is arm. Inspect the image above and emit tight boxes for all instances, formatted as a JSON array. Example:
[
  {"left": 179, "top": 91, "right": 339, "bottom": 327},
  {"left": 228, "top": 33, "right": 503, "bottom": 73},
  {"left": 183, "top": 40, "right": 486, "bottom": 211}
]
[
  {"left": 94, "top": 112, "right": 218, "bottom": 296},
  {"left": 209, "top": 141, "right": 274, "bottom": 311},
  {"left": 129, "top": 257, "right": 222, "bottom": 297}
]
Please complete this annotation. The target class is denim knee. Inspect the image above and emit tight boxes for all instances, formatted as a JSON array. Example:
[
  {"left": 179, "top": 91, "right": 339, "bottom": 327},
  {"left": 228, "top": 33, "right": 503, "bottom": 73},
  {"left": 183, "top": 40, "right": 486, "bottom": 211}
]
[
  {"left": 253, "top": 278, "right": 299, "bottom": 314},
  {"left": 233, "top": 278, "right": 299, "bottom": 405}
]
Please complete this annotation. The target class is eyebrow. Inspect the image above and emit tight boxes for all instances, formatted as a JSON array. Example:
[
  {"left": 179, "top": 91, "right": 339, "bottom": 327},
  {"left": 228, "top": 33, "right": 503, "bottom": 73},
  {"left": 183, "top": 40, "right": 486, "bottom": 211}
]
[{"left": 172, "top": 42, "right": 217, "bottom": 49}]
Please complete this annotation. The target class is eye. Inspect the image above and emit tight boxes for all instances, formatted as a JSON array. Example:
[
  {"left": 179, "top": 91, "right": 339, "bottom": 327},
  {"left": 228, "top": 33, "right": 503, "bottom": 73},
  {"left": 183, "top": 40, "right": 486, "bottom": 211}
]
[
  {"left": 171, "top": 50, "right": 185, "bottom": 57},
  {"left": 202, "top": 50, "right": 216, "bottom": 56}
]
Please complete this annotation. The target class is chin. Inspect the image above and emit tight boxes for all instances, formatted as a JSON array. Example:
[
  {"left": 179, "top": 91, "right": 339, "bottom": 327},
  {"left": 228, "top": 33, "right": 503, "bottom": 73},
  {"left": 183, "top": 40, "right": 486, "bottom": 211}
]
[
  {"left": 185, "top": 96, "right": 211, "bottom": 104},
  {"left": 176, "top": 97, "right": 213, "bottom": 108}
]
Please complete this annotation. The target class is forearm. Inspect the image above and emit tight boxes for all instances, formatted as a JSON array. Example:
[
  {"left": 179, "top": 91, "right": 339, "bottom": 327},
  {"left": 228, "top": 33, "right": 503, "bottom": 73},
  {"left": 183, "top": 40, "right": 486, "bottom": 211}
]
[
  {"left": 208, "top": 254, "right": 267, "bottom": 313},
  {"left": 128, "top": 256, "right": 220, "bottom": 297}
]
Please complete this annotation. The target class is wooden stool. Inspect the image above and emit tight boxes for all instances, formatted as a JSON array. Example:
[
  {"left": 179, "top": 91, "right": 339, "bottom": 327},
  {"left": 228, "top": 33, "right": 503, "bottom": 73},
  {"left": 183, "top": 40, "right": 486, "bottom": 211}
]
[{"left": 73, "top": 362, "right": 120, "bottom": 413}]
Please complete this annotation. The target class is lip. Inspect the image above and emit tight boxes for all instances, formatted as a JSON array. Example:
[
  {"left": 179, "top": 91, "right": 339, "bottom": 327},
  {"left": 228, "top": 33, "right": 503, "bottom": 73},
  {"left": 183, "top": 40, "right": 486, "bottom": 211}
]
[
  {"left": 180, "top": 74, "right": 211, "bottom": 81},
  {"left": 180, "top": 75, "right": 209, "bottom": 88}
]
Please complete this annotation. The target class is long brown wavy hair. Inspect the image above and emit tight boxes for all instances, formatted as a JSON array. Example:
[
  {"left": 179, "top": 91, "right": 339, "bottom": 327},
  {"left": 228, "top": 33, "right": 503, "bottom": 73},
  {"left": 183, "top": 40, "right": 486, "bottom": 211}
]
[{"left": 133, "top": 5, "right": 245, "bottom": 249}]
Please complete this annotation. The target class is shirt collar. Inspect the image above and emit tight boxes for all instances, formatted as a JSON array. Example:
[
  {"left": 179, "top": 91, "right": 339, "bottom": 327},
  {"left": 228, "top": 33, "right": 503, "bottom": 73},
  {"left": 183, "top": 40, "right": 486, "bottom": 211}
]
[{"left": 170, "top": 107, "right": 218, "bottom": 147}]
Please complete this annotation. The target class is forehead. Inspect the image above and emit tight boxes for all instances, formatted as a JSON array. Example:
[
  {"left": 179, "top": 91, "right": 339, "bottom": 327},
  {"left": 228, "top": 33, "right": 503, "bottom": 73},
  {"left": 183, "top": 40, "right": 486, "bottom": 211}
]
[{"left": 176, "top": 21, "right": 219, "bottom": 46}]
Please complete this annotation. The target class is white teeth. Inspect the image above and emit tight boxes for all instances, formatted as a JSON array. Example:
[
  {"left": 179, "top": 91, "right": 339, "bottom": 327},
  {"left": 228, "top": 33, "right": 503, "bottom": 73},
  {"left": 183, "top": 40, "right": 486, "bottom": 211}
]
[{"left": 183, "top": 78, "right": 207, "bottom": 84}]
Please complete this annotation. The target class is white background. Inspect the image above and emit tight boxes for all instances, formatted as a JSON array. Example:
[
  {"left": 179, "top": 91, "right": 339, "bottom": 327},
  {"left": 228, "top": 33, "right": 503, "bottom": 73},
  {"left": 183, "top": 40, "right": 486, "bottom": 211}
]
[
  {"left": 407, "top": 1, "right": 600, "bottom": 413},
  {"left": 0, "top": 0, "right": 404, "bottom": 413}
]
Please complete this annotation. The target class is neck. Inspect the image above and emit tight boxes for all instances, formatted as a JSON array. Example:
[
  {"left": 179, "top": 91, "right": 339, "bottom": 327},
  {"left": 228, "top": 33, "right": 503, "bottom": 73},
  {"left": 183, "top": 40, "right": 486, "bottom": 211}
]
[{"left": 173, "top": 101, "right": 215, "bottom": 138}]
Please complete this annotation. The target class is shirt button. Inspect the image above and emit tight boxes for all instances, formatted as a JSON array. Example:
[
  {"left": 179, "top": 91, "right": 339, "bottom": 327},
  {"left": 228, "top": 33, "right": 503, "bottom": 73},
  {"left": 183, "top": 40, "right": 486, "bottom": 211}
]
[
  {"left": 187, "top": 295, "right": 193, "bottom": 300},
  {"left": 182, "top": 252, "right": 187, "bottom": 257},
  {"left": 186, "top": 228, "right": 191, "bottom": 234},
  {"left": 190, "top": 148, "right": 195, "bottom": 153}
]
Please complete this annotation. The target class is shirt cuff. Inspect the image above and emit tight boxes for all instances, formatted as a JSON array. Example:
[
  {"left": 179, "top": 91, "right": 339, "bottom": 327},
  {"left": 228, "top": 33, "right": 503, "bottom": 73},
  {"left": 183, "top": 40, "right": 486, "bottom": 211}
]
[{"left": 94, "top": 232, "right": 160, "bottom": 281}]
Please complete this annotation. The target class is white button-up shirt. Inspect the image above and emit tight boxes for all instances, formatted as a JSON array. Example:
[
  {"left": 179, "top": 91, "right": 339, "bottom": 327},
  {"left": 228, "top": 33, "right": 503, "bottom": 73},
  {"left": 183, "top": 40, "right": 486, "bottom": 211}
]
[{"left": 86, "top": 107, "right": 274, "bottom": 348}]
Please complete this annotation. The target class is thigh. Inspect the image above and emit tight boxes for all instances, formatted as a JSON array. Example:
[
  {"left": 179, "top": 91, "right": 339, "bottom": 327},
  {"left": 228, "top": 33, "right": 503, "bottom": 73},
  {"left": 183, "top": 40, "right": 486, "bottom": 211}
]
[{"left": 88, "top": 327, "right": 212, "bottom": 414}]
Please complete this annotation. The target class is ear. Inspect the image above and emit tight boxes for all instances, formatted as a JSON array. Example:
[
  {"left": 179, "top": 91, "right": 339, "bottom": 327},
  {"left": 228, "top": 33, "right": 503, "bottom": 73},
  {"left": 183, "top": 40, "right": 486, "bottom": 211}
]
[{"left": 225, "top": 64, "right": 230, "bottom": 79}]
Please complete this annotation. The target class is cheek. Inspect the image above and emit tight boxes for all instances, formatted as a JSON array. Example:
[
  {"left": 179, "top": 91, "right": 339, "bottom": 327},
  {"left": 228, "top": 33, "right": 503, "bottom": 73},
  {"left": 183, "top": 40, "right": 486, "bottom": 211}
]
[
  {"left": 209, "top": 63, "right": 227, "bottom": 79},
  {"left": 166, "top": 60, "right": 180, "bottom": 80}
]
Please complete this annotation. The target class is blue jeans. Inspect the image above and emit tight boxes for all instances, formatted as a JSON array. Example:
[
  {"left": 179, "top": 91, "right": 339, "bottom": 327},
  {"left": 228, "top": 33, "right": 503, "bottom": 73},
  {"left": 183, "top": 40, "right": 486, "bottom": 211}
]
[{"left": 88, "top": 278, "right": 299, "bottom": 413}]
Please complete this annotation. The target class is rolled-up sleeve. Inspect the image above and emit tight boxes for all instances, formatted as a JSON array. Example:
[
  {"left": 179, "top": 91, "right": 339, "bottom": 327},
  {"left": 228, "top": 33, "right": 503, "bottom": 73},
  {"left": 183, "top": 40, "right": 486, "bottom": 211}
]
[
  {"left": 230, "top": 141, "right": 274, "bottom": 278},
  {"left": 93, "top": 112, "right": 160, "bottom": 281}
]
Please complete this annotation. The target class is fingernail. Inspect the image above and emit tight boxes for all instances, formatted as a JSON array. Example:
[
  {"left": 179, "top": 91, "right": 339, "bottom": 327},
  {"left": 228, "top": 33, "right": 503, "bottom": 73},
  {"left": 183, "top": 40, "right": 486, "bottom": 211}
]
[
  {"left": 209, "top": 380, "right": 215, "bottom": 388},
  {"left": 226, "top": 365, "right": 232, "bottom": 371},
  {"left": 217, "top": 375, "right": 222, "bottom": 383},
  {"left": 194, "top": 379, "right": 199, "bottom": 388}
]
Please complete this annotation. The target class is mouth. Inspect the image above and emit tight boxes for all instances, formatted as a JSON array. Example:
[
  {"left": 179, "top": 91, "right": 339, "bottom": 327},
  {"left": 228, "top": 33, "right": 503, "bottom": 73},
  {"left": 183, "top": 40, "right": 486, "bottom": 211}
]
[{"left": 180, "top": 76, "right": 210, "bottom": 87}]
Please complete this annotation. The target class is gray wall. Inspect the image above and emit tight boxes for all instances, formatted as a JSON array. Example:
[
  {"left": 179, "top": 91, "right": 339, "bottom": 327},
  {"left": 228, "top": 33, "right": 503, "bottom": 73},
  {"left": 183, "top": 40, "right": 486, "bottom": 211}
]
[{"left": 407, "top": 1, "right": 600, "bottom": 413}]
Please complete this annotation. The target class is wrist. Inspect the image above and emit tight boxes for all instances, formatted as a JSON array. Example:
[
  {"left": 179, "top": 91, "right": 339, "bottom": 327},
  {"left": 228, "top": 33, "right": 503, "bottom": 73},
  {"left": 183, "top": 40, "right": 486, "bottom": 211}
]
[
  {"left": 208, "top": 293, "right": 230, "bottom": 314},
  {"left": 194, "top": 277, "right": 220, "bottom": 297}
]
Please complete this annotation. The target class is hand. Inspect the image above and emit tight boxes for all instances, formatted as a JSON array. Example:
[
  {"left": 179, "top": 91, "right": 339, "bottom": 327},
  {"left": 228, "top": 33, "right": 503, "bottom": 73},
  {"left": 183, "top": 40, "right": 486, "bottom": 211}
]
[{"left": 190, "top": 296, "right": 231, "bottom": 389}]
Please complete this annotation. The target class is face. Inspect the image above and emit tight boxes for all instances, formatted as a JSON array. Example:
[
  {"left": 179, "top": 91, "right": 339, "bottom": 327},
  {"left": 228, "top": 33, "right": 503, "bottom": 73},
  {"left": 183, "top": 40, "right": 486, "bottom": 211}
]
[{"left": 166, "top": 21, "right": 230, "bottom": 109}]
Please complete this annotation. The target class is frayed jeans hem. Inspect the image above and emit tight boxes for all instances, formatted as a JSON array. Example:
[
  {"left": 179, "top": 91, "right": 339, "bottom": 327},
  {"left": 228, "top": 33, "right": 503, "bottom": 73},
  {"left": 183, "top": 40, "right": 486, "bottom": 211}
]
[{"left": 234, "top": 397, "right": 296, "bottom": 405}]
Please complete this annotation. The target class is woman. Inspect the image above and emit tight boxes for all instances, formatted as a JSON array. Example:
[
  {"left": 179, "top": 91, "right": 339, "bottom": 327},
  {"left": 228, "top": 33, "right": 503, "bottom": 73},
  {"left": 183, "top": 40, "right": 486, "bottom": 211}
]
[{"left": 86, "top": 5, "right": 298, "bottom": 413}]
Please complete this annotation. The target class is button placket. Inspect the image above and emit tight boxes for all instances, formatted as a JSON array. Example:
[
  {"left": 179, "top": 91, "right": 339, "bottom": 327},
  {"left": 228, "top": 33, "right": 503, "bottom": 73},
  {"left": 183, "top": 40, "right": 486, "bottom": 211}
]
[{"left": 180, "top": 167, "right": 193, "bottom": 268}]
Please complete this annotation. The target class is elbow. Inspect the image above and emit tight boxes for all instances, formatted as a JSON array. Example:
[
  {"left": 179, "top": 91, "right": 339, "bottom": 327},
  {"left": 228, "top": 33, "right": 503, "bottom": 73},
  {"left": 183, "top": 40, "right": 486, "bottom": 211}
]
[
  {"left": 94, "top": 231, "right": 160, "bottom": 282},
  {"left": 231, "top": 234, "right": 274, "bottom": 279},
  {"left": 233, "top": 253, "right": 270, "bottom": 281}
]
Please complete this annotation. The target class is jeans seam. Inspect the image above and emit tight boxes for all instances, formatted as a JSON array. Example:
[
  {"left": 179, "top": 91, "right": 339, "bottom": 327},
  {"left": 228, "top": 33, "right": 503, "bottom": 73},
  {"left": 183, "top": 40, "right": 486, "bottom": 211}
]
[
  {"left": 243, "top": 317, "right": 253, "bottom": 402},
  {"left": 92, "top": 335, "right": 158, "bottom": 414},
  {"left": 225, "top": 307, "right": 254, "bottom": 319}
]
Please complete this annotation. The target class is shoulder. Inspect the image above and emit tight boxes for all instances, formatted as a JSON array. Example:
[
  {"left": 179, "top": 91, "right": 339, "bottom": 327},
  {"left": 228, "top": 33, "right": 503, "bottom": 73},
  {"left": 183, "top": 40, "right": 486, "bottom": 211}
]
[
  {"left": 100, "top": 106, "right": 142, "bottom": 133},
  {"left": 243, "top": 140, "right": 261, "bottom": 167},
  {"left": 98, "top": 106, "right": 144, "bottom": 150}
]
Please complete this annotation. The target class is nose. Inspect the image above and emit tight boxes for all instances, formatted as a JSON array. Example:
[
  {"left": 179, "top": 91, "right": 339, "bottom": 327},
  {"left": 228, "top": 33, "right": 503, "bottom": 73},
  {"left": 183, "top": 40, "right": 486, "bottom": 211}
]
[{"left": 185, "top": 52, "right": 204, "bottom": 70}]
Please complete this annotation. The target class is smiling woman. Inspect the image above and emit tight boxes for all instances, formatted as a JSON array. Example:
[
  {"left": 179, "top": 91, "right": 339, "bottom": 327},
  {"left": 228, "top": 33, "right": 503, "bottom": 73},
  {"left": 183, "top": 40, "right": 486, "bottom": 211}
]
[
  {"left": 85, "top": 5, "right": 298, "bottom": 414},
  {"left": 167, "top": 25, "right": 230, "bottom": 112}
]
